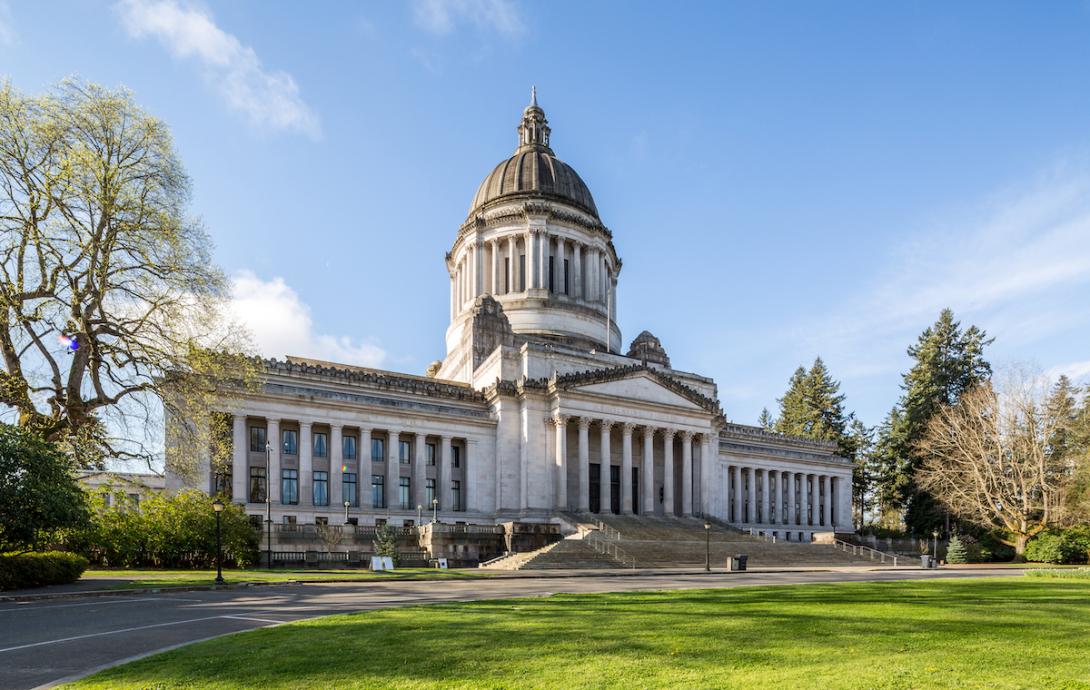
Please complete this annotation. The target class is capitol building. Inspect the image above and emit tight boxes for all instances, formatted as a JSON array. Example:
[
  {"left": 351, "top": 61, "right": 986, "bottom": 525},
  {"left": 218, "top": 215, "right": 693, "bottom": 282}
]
[{"left": 170, "top": 91, "right": 853, "bottom": 544}]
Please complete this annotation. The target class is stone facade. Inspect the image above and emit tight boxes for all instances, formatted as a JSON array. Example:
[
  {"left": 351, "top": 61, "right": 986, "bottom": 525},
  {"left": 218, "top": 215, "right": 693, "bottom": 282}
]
[{"left": 167, "top": 91, "right": 853, "bottom": 543}]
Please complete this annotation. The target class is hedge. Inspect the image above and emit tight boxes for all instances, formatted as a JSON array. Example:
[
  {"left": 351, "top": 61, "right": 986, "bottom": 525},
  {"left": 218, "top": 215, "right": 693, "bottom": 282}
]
[
  {"left": 0, "top": 551, "right": 89, "bottom": 590},
  {"left": 1024, "top": 528, "right": 1090, "bottom": 565},
  {"left": 1024, "top": 567, "right": 1090, "bottom": 580}
]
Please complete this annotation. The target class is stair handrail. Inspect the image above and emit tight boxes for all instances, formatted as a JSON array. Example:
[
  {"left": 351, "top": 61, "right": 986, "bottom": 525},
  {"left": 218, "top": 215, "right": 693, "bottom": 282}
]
[
  {"left": 832, "top": 539, "right": 900, "bottom": 566},
  {"left": 585, "top": 530, "right": 636, "bottom": 568},
  {"left": 594, "top": 520, "right": 622, "bottom": 541}
]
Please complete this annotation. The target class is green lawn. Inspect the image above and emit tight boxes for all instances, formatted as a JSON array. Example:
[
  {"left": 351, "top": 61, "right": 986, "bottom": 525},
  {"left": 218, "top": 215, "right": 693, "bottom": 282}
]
[
  {"left": 66, "top": 577, "right": 1090, "bottom": 689},
  {"left": 82, "top": 567, "right": 493, "bottom": 589}
]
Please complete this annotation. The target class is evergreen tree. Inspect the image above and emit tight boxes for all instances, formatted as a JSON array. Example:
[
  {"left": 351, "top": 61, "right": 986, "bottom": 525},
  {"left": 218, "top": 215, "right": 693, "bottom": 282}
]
[
  {"left": 945, "top": 535, "right": 969, "bottom": 564},
  {"left": 372, "top": 523, "right": 400, "bottom": 566},
  {"left": 875, "top": 309, "right": 992, "bottom": 535},
  {"left": 846, "top": 419, "right": 874, "bottom": 530},
  {"left": 757, "top": 408, "right": 775, "bottom": 431},
  {"left": 774, "top": 358, "right": 850, "bottom": 443}
]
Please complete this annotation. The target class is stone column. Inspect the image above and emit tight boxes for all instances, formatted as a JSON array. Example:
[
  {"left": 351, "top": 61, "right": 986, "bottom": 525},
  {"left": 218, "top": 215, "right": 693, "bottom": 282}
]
[
  {"left": 525, "top": 230, "right": 536, "bottom": 290},
  {"left": 811, "top": 474, "right": 821, "bottom": 527},
  {"left": 745, "top": 467, "right": 756, "bottom": 524},
  {"left": 556, "top": 237, "right": 566, "bottom": 295},
  {"left": 573, "top": 242, "right": 583, "bottom": 300},
  {"left": 489, "top": 240, "right": 499, "bottom": 295},
  {"left": 822, "top": 475, "right": 832, "bottom": 527},
  {"left": 299, "top": 421, "right": 313, "bottom": 506},
  {"left": 759, "top": 468, "right": 769, "bottom": 524},
  {"left": 474, "top": 241, "right": 484, "bottom": 296},
  {"left": 553, "top": 415, "right": 568, "bottom": 510},
  {"left": 779, "top": 470, "right": 789, "bottom": 524},
  {"left": 599, "top": 421, "right": 613, "bottom": 514},
  {"left": 507, "top": 235, "right": 516, "bottom": 293},
  {"left": 538, "top": 232, "right": 549, "bottom": 291},
  {"left": 360, "top": 428, "right": 373, "bottom": 509},
  {"left": 414, "top": 433, "right": 427, "bottom": 509},
  {"left": 330, "top": 424, "right": 343, "bottom": 508},
  {"left": 386, "top": 430, "right": 400, "bottom": 510},
  {"left": 587, "top": 247, "right": 599, "bottom": 302},
  {"left": 732, "top": 465, "right": 742, "bottom": 522},
  {"left": 449, "top": 273, "right": 456, "bottom": 320},
  {"left": 620, "top": 423, "right": 634, "bottom": 514},
  {"left": 577, "top": 419, "right": 591, "bottom": 512},
  {"left": 267, "top": 419, "right": 280, "bottom": 503},
  {"left": 232, "top": 414, "right": 247, "bottom": 503},
  {"left": 642, "top": 427, "right": 654, "bottom": 516},
  {"left": 662, "top": 429, "right": 675, "bottom": 516},
  {"left": 680, "top": 431, "right": 693, "bottom": 517},
  {"left": 440, "top": 435, "right": 453, "bottom": 512},
  {"left": 798, "top": 474, "right": 809, "bottom": 527}
]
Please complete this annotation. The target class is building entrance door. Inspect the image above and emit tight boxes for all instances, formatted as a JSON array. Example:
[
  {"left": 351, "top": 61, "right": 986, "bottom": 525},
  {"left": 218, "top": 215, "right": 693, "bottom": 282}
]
[
  {"left": 589, "top": 463, "right": 600, "bottom": 513},
  {"left": 610, "top": 465, "right": 621, "bottom": 514}
]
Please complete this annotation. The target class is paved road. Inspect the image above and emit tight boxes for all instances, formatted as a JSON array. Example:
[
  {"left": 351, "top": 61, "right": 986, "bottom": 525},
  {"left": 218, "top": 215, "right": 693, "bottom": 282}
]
[{"left": 1, "top": 567, "right": 1018, "bottom": 689}]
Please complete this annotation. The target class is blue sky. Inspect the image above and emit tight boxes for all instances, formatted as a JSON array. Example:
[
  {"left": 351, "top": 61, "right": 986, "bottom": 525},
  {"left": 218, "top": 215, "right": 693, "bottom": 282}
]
[{"left": 3, "top": 1, "right": 1090, "bottom": 429}]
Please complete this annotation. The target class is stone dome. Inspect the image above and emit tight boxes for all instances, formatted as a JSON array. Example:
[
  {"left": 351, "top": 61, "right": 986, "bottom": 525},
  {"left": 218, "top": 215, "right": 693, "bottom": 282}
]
[
  {"left": 468, "top": 88, "right": 599, "bottom": 220},
  {"left": 627, "top": 331, "right": 670, "bottom": 368}
]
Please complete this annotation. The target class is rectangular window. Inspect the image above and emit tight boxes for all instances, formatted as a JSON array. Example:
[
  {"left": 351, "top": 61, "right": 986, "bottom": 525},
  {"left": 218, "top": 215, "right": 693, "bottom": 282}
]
[
  {"left": 451, "top": 480, "right": 462, "bottom": 512},
  {"left": 214, "top": 469, "right": 232, "bottom": 499},
  {"left": 564, "top": 259, "right": 570, "bottom": 295},
  {"left": 519, "top": 254, "right": 526, "bottom": 291},
  {"left": 426, "top": 478, "right": 436, "bottom": 506},
  {"left": 313, "top": 432, "right": 328, "bottom": 458},
  {"left": 372, "top": 475, "right": 385, "bottom": 509},
  {"left": 399, "top": 440, "right": 411, "bottom": 465},
  {"left": 343, "top": 473, "right": 358, "bottom": 507},
  {"left": 343, "top": 435, "right": 357, "bottom": 460},
  {"left": 399, "top": 477, "right": 411, "bottom": 509},
  {"left": 282, "top": 515, "right": 296, "bottom": 525},
  {"left": 281, "top": 469, "right": 299, "bottom": 505},
  {"left": 249, "top": 467, "right": 266, "bottom": 503},
  {"left": 504, "top": 258, "right": 510, "bottom": 293},
  {"left": 313, "top": 470, "right": 329, "bottom": 506},
  {"left": 372, "top": 438, "right": 385, "bottom": 462},
  {"left": 250, "top": 426, "right": 266, "bottom": 452},
  {"left": 548, "top": 256, "right": 555, "bottom": 292},
  {"left": 315, "top": 516, "right": 328, "bottom": 526},
  {"left": 426, "top": 442, "right": 437, "bottom": 466},
  {"left": 452, "top": 445, "right": 461, "bottom": 469},
  {"left": 282, "top": 429, "right": 298, "bottom": 455}
]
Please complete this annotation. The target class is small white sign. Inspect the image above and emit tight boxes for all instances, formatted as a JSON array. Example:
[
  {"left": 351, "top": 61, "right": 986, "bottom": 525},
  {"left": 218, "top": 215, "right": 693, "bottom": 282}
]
[
  {"left": 370, "top": 556, "right": 395, "bottom": 571},
  {"left": 436, "top": 558, "right": 448, "bottom": 569}
]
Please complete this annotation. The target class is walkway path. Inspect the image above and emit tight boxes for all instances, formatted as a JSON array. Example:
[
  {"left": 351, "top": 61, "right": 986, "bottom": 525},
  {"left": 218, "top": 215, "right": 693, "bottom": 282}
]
[{"left": 0, "top": 566, "right": 1019, "bottom": 689}]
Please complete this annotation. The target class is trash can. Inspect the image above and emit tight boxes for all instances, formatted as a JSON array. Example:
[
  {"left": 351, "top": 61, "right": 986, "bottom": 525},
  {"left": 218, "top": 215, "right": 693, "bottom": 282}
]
[
  {"left": 920, "top": 555, "right": 933, "bottom": 568},
  {"left": 736, "top": 554, "right": 748, "bottom": 571},
  {"left": 725, "top": 555, "right": 737, "bottom": 571}
]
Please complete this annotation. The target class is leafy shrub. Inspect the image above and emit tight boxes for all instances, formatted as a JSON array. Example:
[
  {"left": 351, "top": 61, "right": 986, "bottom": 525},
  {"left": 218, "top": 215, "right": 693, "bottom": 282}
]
[
  {"left": 62, "top": 489, "right": 259, "bottom": 568},
  {"left": 1024, "top": 528, "right": 1090, "bottom": 565},
  {"left": 0, "top": 551, "right": 89, "bottom": 590},
  {"left": 945, "top": 536, "right": 969, "bottom": 564}
]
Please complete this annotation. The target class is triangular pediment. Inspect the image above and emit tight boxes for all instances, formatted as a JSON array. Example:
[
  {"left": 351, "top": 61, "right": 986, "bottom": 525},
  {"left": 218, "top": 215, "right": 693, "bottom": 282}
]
[{"left": 552, "top": 364, "right": 721, "bottom": 414}]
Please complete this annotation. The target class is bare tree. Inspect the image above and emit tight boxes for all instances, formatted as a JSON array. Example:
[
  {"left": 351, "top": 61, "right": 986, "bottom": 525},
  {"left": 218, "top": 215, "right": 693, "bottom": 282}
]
[
  {"left": 916, "top": 371, "right": 1074, "bottom": 558},
  {"left": 0, "top": 79, "right": 256, "bottom": 471}
]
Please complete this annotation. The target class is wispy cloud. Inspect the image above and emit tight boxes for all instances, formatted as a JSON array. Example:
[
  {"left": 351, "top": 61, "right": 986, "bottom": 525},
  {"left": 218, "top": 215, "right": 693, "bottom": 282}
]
[
  {"left": 0, "top": 2, "right": 15, "bottom": 46},
  {"left": 412, "top": 0, "right": 524, "bottom": 37},
  {"left": 1046, "top": 359, "right": 1090, "bottom": 385},
  {"left": 115, "top": 0, "right": 320, "bottom": 138},
  {"left": 228, "top": 271, "right": 386, "bottom": 368}
]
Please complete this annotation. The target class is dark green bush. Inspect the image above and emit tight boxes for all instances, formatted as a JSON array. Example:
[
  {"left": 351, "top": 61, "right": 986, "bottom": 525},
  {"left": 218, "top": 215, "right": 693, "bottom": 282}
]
[
  {"left": 945, "top": 536, "right": 969, "bottom": 564},
  {"left": 0, "top": 551, "right": 89, "bottom": 590},
  {"left": 1024, "top": 528, "right": 1090, "bottom": 565}
]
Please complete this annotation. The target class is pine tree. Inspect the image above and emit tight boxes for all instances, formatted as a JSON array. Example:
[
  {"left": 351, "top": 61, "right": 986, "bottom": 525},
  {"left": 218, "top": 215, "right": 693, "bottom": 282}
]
[
  {"left": 757, "top": 408, "right": 775, "bottom": 431},
  {"left": 372, "top": 523, "right": 400, "bottom": 566},
  {"left": 775, "top": 358, "right": 851, "bottom": 443},
  {"left": 876, "top": 309, "right": 992, "bottom": 535},
  {"left": 846, "top": 419, "right": 874, "bottom": 530},
  {"left": 945, "top": 535, "right": 969, "bottom": 564}
]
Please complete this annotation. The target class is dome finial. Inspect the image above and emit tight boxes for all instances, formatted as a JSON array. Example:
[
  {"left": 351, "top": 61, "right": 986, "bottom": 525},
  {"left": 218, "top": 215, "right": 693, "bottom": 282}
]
[
  {"left": 530, "top": 85, "right": 537, "bottom": 107},
  {"left": 517, "top": 88, "right": 551, "bottom": 153}
]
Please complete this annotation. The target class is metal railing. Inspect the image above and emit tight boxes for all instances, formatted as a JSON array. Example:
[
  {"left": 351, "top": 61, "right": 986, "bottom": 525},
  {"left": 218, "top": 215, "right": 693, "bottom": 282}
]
[
  {"left": 594, "top": 520, "right": 622, "bottom": 541},
  {"left": 833, "top": 539, "right": 900, "bottom": 566},
  {"left": 585, "top": 530, "right": 636, "bottom": 569}
]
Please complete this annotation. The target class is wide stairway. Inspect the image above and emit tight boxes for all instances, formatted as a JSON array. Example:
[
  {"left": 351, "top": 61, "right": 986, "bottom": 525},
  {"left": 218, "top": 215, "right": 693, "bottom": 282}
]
[{"left": 481, "top": 515, "right": 893, "bottom": 570}]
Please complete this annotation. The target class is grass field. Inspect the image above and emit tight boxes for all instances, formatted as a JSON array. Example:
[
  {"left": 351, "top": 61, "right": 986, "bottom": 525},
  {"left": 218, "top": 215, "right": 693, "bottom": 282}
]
[
  {"left": 66, "top": 577, "right": 1090, "bottom": 689},
  {"left": 82, "top": 567, "right": 493, "bottom": 589}
]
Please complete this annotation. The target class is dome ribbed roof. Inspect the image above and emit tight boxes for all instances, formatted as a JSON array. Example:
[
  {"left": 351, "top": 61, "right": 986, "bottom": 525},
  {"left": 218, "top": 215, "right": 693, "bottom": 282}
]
[{"left": 468, "top": 88, "right": 599, "bottom": 219}]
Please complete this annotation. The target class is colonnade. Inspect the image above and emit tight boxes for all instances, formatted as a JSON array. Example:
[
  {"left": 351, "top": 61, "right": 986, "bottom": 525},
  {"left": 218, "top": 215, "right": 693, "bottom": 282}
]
[
  {"left": 225, "top": 414, "right": 469, "bottom": 515},
  {"left": 550, "top": 415, "right": 712, "bottom": 517},
  {"left": 725, "top": 465, "right": 840, "bottom": 530},
  {"left": 451, "top": 230, "right": 616, "bottom": 317}
]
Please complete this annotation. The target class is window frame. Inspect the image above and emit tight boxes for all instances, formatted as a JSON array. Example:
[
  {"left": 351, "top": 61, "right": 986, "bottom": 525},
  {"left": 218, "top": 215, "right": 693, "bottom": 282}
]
[
  {"left": 343, "top": 435, "right": 357, "bottom": 460},
  {"left": 372, "top": 474, "right": 385, "bottom": 509},
  {"left": 281, "top": 469, "right": 299, "bottom": 505},
  {"left": 281, "top": 429, "right": 298, "bottom": 456},
  {"left": 249, "top": 466, "right": 267, "bottom": 503},
  {"left": 312, "top": 470, "right": 329, "bottom": 506},
  {"left": 249, "top": 426, "right": 266, "bottom": 452},
  {"left": 313, "top": 432, "right": 328, "bottom": 458}
]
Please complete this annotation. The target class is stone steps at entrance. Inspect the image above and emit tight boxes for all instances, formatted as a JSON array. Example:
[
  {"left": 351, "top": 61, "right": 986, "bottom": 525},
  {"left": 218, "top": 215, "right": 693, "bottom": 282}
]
[{"left": 518, "top": 537, "right": 626, "bottom": 570}]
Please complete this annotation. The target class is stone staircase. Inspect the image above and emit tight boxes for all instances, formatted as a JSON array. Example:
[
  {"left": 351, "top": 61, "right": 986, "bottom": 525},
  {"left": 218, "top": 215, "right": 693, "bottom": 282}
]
[{"left": 478, "top": 540, "right": 562, "bottom": 570}]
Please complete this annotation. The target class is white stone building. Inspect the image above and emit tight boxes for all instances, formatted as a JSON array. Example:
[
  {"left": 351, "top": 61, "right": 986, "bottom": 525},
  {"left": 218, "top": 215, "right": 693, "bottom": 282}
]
[{"left": 169, "top": 92, "right": 853, "bottom": 542}]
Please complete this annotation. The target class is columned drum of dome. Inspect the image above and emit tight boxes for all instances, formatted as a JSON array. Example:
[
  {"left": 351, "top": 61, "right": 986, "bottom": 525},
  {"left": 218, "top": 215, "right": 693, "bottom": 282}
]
[{"left": 439, "top": 90, "right": 623, "bottom": 382}]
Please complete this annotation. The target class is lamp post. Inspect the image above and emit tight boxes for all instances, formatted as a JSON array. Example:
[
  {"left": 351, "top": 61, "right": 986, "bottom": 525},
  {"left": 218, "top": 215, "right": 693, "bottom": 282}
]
[
  {"left": 212, "top": 498, "right": 225, "bottom": 585},
  {"left": 932, "top": 529, "right": 940, "bottom": 566},
  {"left": 343, "top": 499, "right": 351, "bottom": 525},
  {"left": 265, "top": 440, "right": 272, "bottom": 570},
  {"left": 704, "top": 521, "right": 711, "bottom": 572},
  {"left": 431, "top": 497, "right": 439, "bottom": 524},
  {"left": 416, "top": 504, "right": 422, "bottom": 526}
]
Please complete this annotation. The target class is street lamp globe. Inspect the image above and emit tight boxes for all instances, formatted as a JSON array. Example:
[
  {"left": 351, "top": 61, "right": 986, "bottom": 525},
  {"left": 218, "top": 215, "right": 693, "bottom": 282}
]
[{"left": 212, "top": 498, "right": 224, "bottom": 513}]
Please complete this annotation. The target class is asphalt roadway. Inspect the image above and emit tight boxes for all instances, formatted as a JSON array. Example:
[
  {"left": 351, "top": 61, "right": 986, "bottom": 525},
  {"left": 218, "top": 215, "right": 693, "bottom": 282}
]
[{"left": 0, "top": 566, "right": 1019, "bottom": 690}]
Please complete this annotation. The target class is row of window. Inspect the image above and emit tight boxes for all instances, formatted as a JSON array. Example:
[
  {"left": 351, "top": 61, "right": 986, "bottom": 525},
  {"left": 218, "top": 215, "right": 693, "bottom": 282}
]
[
  {"left": 247, "top": 427, "right": 461, "bottom": 467},
  {"left": 240, "top": 468, "right": 462, "bottom": 511}
]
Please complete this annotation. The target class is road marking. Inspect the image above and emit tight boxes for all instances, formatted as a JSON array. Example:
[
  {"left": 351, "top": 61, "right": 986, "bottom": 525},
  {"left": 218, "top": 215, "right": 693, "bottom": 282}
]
[
  {"left": 221, "top": 615, "right": 284, "bottom": 624},
  {"left": 0, "top": 615, "right": 232, "bottom": 653},
  {"left": 0, "top": 597, "right": 161, "bottom": 614}
]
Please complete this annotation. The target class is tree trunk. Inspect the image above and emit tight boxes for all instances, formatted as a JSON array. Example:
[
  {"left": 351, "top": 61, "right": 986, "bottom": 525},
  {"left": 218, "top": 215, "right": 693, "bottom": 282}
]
[{"left": 1012, "top": 533, "right": 1029, "bottom": 562}]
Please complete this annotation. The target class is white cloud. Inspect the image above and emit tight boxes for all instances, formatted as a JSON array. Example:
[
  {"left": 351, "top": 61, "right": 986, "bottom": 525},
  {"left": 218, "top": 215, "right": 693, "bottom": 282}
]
[
  {"left": 115, "top": 0, "right": 320, "bottom": 138},
  {"left": 228, "top": 271, "right": 385, "bottom": 368},
  {"left": 0, "top": 2, "right": 15, "bottom": 46},
  {"left": 1046, "top": 360, "right": 1090, "bottom": 385},
  {"left": 412, "top": 0, "right": 523, "bottom": 37}
]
